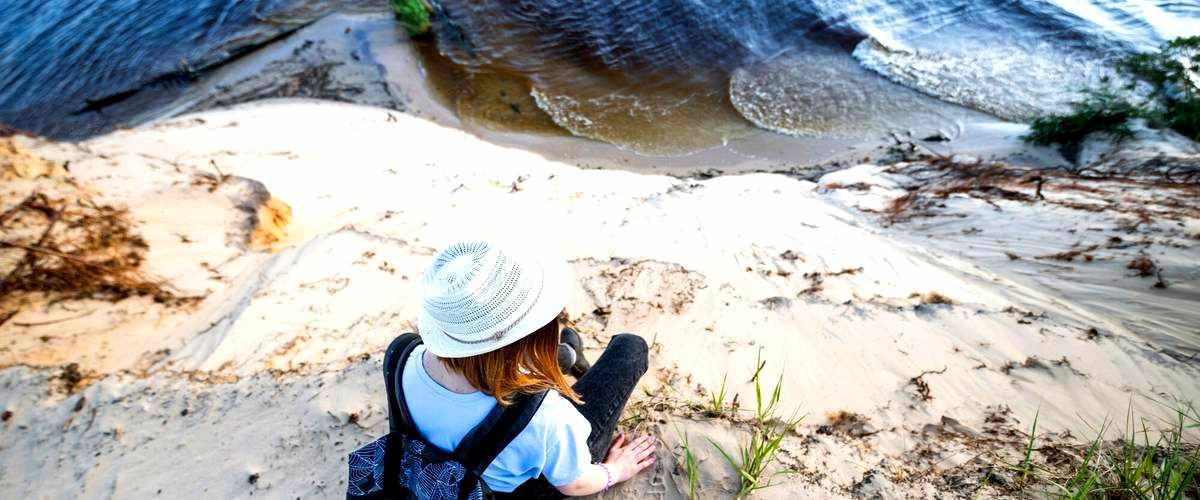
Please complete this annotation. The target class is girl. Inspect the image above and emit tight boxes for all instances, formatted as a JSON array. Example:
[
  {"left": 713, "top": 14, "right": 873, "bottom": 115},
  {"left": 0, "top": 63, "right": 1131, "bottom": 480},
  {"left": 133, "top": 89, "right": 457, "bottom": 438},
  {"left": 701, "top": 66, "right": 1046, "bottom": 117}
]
[{"left": 403, "top": 240, "right": 655, "bottom": 497}]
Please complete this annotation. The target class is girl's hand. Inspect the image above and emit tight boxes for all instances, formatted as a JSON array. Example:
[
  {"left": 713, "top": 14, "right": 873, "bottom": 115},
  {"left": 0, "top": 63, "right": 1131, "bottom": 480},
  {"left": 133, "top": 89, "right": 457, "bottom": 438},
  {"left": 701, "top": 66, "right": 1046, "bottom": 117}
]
[
  {"left": 556, "top": 434, "right": 657, "bottom": 496},
  {"left": 602, "top": 434, "right": 657, "bottom": 483}
]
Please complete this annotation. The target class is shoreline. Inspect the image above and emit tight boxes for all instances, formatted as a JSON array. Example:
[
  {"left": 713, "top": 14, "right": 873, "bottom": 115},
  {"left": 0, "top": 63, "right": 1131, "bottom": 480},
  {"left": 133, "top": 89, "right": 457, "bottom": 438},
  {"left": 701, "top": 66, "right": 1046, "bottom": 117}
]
[{"left": 131, "top": 12, "right": 1069, "bottom": 178}]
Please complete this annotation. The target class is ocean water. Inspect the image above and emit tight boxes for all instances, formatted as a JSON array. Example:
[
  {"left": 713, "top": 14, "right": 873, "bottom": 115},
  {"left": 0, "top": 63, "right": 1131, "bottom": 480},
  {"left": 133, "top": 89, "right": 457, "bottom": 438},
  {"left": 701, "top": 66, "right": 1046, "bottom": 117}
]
[
  {"left": 0, "top": 0, "right": 383, "bottom": 138},
  {"left": 1, "top": 0, "right": 1197, "bottom": 149},
  {"left": 429, "top": 0, "right": 1198, "bottom": 95},
  {"left": 429, "top": 0, "right": 1200, "bottom": 151}
]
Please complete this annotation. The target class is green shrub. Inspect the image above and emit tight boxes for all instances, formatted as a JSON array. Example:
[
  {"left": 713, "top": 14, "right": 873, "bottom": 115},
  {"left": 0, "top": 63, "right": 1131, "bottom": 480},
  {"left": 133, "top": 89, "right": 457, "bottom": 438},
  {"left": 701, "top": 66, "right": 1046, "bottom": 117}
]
[
  {"left": 1025, "top": 88, "right": 1137, "bottom": 147},
  {"left": 1119, "top": 37, "right": 1200, "bottom": 95},
  {"left": 391, "top": 0, "right": 431, "bottom": 36},
  {"left": 1165, "top": 96, "right": 1200, "bottom": 141},
  {"left": 1024, "top": 36, "right": 1200, "bottom": 148}
]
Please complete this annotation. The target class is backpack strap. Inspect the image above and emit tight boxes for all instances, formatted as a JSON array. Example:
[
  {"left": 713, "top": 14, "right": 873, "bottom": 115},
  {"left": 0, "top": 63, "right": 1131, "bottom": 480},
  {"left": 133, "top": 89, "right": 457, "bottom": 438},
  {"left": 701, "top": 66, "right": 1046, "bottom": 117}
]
[
  {"left": 453, "top": 391, "right": 549, "bottom": 476},
  {"left": 382, "top": 332, "right": 423, "bottom": 434},
  {"left": 384, "top": 332, "right": 548, "bottom": 475}
]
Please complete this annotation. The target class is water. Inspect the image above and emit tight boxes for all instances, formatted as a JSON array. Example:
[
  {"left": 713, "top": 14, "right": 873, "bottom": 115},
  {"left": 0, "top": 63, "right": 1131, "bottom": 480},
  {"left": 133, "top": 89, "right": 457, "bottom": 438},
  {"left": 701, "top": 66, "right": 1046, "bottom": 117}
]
[
  {"left": 427, "top": 0, "right": 1199, "bottom": 81},
  {"left": 729, "top": 39, "right": 978, "bottom": 138},
  {"left": 427, "top": 0, "right": 1200, "bottom": 150},
  {"left": 0, "top": 0, "right": 383, "bottom": 138},
  {"left": 1, "top": 0, "right": 1198, "bottom": 150}
]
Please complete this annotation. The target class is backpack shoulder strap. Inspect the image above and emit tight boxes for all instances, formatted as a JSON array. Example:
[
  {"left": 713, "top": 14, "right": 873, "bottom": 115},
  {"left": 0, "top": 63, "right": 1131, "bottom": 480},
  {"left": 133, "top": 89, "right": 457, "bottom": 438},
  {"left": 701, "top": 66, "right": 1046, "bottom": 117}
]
[
  {"left": 382, "top": 332, "right": 423, "bottom": 434},
  {"left": 453, "top": 391, "right": 549, "bottom": 475}
]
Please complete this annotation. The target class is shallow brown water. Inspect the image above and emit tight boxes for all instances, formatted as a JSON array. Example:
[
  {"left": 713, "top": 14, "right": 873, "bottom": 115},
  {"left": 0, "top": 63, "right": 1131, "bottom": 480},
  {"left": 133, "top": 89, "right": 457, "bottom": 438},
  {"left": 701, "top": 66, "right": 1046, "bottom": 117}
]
[
  {"left": 413, "top": 38, "right": 757, "bottom": 156},
  {"left": 414, "top": 40, "right": 568, "bottom": 136}
]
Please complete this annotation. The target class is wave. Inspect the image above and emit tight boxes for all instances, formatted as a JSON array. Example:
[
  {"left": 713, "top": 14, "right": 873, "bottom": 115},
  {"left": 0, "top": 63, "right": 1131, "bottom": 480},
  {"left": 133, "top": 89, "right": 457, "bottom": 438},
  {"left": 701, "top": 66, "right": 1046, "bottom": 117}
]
[
  {"left": 427, "top": 0, "right": 1200, "bottom": 150},
  {"left": 428, "top": 0, "right": 1200, "bottom": 85},
  {"left": 530, "top": 83, "right": 755, "bottom": 156},
  {"left": 729, "top": 39, "right": 975, "bottom": 138}
]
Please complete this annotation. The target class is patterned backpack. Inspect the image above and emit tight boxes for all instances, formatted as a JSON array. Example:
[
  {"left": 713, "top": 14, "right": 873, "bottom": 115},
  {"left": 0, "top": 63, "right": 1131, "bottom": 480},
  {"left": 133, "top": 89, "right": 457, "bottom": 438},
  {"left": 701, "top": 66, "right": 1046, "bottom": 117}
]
[{"left": 346, "top": 333, "right": 547, "bottom": 500}]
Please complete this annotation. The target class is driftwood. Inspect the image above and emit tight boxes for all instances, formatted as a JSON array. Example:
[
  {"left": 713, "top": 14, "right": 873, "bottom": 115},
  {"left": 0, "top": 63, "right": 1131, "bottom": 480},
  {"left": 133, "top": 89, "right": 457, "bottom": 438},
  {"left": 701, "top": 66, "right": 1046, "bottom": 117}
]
[{"left": 0, "top": 191, "right": 169, "bottom": 301}]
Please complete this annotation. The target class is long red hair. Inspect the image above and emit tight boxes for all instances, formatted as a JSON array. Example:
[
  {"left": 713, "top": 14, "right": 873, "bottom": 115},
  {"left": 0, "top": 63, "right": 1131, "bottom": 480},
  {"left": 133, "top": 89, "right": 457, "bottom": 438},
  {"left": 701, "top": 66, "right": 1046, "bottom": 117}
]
[{"left": 440, "top": 313, "right": 581, "bottom": 406}]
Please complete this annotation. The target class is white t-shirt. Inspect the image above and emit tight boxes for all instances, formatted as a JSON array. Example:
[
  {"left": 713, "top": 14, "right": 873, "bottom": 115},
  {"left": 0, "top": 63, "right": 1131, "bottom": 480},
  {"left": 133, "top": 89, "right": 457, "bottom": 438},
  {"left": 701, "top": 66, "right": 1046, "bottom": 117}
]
[{"left": 400, "top": 345, "right": 593, "bottom": 493}]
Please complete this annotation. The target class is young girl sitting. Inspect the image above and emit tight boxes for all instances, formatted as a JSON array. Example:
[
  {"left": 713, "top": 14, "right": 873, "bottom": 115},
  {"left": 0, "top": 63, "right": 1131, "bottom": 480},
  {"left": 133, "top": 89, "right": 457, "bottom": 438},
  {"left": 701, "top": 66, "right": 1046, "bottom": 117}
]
[{"left": 400, "top": 240, "right": 655, "bottom": 497}]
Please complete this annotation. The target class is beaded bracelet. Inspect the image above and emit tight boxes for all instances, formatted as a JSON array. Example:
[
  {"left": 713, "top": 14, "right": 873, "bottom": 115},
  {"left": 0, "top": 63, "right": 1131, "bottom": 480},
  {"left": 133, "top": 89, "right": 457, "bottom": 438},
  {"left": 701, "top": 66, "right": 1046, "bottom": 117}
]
[{"left": 598, "top": 463, "right": 614, "bottom": 491}]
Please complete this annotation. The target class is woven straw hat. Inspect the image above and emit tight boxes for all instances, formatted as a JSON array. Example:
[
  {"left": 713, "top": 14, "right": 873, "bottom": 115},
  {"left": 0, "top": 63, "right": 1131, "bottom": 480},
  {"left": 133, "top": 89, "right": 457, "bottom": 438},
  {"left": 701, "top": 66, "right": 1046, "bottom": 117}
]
[{"left": 418, "top": 240, "right": 569, "bottom": 358}]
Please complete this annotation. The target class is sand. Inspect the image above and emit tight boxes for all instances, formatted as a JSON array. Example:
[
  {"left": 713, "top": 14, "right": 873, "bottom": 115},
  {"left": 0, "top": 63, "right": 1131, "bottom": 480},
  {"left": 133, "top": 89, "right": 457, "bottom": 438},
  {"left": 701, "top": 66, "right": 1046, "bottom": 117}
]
[{"left": 1, "top": 97, "right": 1197, "bottom": 499}]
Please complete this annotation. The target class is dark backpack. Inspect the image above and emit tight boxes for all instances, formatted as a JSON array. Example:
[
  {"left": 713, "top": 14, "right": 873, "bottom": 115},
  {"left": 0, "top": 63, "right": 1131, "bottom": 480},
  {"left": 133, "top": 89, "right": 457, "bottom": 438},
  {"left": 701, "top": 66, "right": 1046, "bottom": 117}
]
[{"left": 346, "top": 333, "right": 547, "bottom": 500}]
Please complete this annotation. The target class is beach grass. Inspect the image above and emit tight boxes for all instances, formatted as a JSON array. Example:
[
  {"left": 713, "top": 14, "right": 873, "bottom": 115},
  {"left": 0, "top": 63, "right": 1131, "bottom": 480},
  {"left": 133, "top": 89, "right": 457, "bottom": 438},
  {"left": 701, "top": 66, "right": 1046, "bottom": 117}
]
[
  {"left": 706, "top": 374, "right": 730, "bottom": 418},
  {"left": 1003, "top": 403, "right": 1199, "bottom": 498},
  {"left": 1012, "top": 408, "right": 1040, "bottom": 484},
  {"left": 676, "top": 429, "right": 700, "bottom": 499},
  {"left": 710, "top": 426, "right": 790, "bottom": 498},
  {"left": 709, "top": 351, "right": 802, "bottom": 498}
]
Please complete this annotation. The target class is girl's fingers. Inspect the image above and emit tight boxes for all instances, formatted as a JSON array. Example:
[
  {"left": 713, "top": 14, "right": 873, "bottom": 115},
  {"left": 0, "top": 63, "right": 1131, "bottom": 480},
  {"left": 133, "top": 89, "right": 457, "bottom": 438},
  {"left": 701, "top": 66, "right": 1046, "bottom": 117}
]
[
  {"left": 636, "top": 456, "right": 656, "bottom": 470},
  {"left": 633, "top": 436, "right": 655, "bottom": 451},
  {"left": 611, "top": 434, "right": 658, "bottom": 461}
]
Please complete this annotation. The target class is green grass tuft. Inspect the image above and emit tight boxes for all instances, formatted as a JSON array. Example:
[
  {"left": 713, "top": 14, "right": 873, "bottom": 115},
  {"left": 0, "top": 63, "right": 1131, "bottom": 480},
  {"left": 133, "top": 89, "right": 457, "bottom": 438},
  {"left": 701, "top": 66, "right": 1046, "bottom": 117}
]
[
  {"left": 706, "top": 374, "right": 730, "bottom": 418},
  {"left": 709, "top": 427, "right": 790, "bottom": 499},
  {"left": 390, "top": 0, "right": 431, "bottom": 36},
  {"left": 1005, "top": 402, "right": 1200, "bottom": 499},
  {"left": 709, "top": 351, "right": 802, "bottom": 498},
  {"left": 1013, "top": 407, "right": 1040, "bottom": 484},
  {"left": 676, "top": 429, "right": 700, "bottom": 499}
]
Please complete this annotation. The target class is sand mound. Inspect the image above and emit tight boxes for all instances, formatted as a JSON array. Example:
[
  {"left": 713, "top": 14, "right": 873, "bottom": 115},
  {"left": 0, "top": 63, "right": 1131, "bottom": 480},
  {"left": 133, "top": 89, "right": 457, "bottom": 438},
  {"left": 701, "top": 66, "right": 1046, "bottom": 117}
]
[
  {"left": 0, "top": 101, "right": 1196, "bottom": 499},
  {"left": 0, "top": 134, "right": 294, "bottom": 377}
]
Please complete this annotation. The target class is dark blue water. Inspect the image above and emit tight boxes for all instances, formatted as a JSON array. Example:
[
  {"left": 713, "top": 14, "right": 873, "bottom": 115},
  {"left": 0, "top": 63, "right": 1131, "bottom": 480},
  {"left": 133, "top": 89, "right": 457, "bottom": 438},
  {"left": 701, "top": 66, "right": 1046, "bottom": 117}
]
[
  {"left": 0, "top": 0, "right": 360, "bottom": 138},
  {"left": 426, "top": 0, "right": 1199, "bottom": 89},
  {"left": 428, "top": 0, "right": 836, "bottom": 85},
  {"left": 1, "top": 0, "right": 1197, "bottom": 139}
]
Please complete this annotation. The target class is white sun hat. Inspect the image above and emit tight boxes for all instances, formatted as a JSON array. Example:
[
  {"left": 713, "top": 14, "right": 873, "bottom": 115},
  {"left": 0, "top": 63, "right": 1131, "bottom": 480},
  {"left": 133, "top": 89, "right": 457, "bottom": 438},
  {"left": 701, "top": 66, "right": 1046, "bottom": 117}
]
[{"left": 418, "top": 240, "right": 570, "bottom": 358}]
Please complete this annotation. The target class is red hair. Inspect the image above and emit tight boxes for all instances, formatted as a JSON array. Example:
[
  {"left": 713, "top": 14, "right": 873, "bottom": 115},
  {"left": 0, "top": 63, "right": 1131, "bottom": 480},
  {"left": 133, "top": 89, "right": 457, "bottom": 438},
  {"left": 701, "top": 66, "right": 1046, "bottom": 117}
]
[{"left": 440, "top": 313, "right": 581, "bottom": 406}]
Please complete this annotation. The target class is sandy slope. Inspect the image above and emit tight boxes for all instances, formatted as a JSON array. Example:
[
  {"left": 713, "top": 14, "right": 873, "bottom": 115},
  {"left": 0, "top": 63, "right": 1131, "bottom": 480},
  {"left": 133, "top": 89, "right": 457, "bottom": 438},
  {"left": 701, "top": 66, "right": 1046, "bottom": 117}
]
[{"left": 1, "top": 100, "right": 1197, "bottom": 499}]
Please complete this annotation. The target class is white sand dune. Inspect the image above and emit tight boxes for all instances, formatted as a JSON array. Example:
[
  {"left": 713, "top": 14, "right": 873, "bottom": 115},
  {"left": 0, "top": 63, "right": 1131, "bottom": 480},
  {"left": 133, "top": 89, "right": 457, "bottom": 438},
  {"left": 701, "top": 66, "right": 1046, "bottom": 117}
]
[{"left": 2, "top": 99, "right": 1197, "bottom": 498}]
